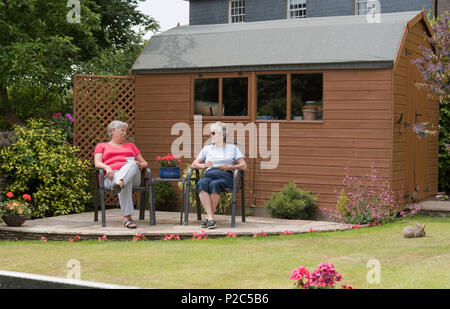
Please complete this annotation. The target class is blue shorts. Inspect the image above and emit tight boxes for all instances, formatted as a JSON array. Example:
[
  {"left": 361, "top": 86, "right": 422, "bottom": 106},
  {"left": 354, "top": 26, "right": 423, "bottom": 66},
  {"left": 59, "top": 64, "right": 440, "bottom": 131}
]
[{"left": 195, "top": 169, "right": 233, "bottom": 195}]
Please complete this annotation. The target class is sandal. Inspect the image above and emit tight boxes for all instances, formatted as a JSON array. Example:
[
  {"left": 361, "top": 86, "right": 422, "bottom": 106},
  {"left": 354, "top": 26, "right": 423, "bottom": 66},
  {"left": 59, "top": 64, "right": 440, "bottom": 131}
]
[{"left": 123, "top": 218, "right": 137, "bottom": 229}]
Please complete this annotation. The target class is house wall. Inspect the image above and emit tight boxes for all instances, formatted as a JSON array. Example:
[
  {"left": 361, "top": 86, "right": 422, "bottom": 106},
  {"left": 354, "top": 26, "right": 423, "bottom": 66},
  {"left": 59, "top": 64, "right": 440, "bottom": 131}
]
[
  {"left": 135, "top": 68, "right": 394, "bottom": 212},
  {"left": 392, "top": 19, "right": 439, "bottom": 203},
  {"left": 188, "top": 0, "right": 434, "bottom": 25}
]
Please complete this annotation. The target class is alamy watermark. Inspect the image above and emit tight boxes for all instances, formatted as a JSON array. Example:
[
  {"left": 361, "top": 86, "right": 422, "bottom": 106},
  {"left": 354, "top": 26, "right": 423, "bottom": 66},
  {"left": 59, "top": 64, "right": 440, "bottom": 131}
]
[
  {"left": 66, "top": 259, "right": 81, "bottom": 280},
  {"left": 170, "top": 115, "right": 280, "bottom": 169},
  {"left": 366, "top": 259, "right": 381, "bottom": 284},
  {"left": 66, "top": 0, "right": 81, "bottom": 24}
]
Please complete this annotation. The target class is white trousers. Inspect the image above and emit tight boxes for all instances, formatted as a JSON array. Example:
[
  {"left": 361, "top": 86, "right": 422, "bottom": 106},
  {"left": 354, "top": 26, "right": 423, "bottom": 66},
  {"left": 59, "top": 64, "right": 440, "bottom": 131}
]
[{"left": 104, "top": 161, "right": 141, "bottom": 217}]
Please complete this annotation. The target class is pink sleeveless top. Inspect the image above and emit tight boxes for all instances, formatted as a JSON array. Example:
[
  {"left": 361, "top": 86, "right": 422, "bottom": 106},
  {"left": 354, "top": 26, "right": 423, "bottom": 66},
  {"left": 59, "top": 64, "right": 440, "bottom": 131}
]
[{"left": 93, "top": 142, "right": 141, "bottom": 171}]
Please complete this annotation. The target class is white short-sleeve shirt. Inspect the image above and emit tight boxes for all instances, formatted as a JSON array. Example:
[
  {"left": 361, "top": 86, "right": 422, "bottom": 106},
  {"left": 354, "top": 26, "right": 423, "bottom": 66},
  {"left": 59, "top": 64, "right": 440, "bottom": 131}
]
[{"left": 196, "top": 144, "right": 244, "bottom": 172}]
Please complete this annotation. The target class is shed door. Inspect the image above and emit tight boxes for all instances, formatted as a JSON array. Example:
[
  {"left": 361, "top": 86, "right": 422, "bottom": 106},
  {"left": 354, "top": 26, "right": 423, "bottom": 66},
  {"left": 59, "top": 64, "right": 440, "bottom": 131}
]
[{"left": 407, "top": 52, "right": 429, "bottom": 201}]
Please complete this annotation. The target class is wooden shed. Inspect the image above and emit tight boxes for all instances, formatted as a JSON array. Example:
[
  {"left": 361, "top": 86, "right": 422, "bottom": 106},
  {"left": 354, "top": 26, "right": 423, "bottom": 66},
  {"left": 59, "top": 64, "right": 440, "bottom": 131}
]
[{"left": 130, "top": 9, "right": 439, "bottom": 215}]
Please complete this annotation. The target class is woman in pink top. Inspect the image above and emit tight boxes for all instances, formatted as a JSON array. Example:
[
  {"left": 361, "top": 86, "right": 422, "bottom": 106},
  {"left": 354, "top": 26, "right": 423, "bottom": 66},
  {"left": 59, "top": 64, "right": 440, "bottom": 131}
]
[{"left": 93, "top": 120, "right": 148, "bottom": 228}]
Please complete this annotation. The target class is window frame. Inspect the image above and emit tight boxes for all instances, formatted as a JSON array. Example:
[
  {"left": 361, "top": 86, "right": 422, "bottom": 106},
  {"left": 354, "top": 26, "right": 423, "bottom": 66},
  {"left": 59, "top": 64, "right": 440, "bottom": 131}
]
[
  {"left": 254, "top": 70, "right": 324, "bottom": 123},
  {"left": 228, "top": 0, "right": 246, "bottom": 23},
  {"left": 190, "top": 71, "right": 324, "bottom": 124},
  {"left": 190, "top": 72, "right": 252, "bottom": 121},
  {"left": 287, "top": 0, "right": 307, "bottom": 19},
  {"left": 354, "top": 0, "right": 370, "bottom": 15}
]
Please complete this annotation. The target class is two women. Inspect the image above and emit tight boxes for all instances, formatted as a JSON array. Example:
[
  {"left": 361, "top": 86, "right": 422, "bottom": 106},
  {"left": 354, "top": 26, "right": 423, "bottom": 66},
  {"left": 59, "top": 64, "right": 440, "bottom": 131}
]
[{"left": 94, "top": 120, "right": 246, "bottom": 229}]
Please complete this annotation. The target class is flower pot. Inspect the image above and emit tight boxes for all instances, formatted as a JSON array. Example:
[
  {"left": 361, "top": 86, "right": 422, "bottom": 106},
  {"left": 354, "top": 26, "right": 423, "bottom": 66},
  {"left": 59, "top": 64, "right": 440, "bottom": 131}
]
[
  {"left": 302, "top": 106, "right": 317, "bottom": 120},
  {"left": 2, "top": 215, "right": 26, "bottom": 227},
  {"left": 159, "top": 167, "right": 181, "bottom": 179}
]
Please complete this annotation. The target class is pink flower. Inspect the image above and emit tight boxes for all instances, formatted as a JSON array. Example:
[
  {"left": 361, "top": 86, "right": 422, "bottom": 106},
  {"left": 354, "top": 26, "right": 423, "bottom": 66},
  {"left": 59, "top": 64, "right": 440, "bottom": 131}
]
[
  {"left": 65, "top": 113, "right": 74, "bottom": 122},
  {"left": 41, "top": 237, "right": 47, "bottom": 242},
  {"left": 6, "top": 192, "right": 13, "bottom": 198},
  {"left": 52, "top": 112, "right": 62, "bottom": 119},
  {"left": 227, "top": 232, "right": 237, "bottom": 238},
  {"left": 309, "top": 227, "right": 315, "bottom": 232},
  {"left": 68, "top": 238, "right": 74, "bottom": 242},
  {"left": 281, "top": 230, "right": 293, "bottom": 236}
]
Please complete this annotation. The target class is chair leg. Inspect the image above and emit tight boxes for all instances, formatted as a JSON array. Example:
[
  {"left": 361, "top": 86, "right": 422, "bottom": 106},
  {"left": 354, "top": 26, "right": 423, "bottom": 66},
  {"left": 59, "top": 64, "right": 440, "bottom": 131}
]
[
  {"left": 231, "top": 190, "right": 237, "bottom": 228},
  {"left": 94, "top": 186, "right": 99, "bottom": 222},
  {"left": 195, "top": 191, "right": 201, "bottom": 221},
  {"left": 149, "top": 181, "right": 156, "bottom": 225},
  {"left": 241, "top": 181, "right": 246, "bottom": 223},
  {"left": 184, "top": 183, "right": 190, "bottom": 226},
  {"left": 180, "top": 179, "right": 185, "bottom": 225},
  {"left": 100, "top": 189, "right": 106, "bottom": 228},
  {"left": 139, "top": 190, "right": 145, "bottom": 220}
]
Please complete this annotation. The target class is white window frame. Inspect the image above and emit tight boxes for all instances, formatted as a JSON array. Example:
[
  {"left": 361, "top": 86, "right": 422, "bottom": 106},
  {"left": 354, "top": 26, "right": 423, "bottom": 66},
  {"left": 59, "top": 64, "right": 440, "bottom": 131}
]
[
  {"left": 287, "top": 0, "right": 307, "bottom": 19},
  {"left": 355, "top": 0, "right": 370, "bottom": 15},
  {"left": 229, "top": 0, "right": 245, "bottom": 23}
]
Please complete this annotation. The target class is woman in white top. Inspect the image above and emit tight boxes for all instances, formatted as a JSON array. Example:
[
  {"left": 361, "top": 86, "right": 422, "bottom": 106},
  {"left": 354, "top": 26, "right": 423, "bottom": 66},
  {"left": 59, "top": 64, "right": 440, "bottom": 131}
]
[{"left": 191, "top": 122, "right": 247, "bottom": 229}]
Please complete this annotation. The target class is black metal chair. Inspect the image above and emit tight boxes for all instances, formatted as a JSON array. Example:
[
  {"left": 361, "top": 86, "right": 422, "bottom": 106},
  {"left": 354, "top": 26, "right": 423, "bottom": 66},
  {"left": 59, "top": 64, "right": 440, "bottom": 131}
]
[
  {"left": 183, "top": 167, "right": 245, "bottom": 227},
  {"left": 93, "top": 168, "right": 154, "bottom": 227}
]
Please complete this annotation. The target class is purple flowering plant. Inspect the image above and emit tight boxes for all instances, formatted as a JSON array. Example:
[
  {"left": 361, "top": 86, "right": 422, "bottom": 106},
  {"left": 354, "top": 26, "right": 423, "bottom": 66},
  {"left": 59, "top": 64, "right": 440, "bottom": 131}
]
[{"left": 51, "top": 112, "right": 74, "bottom": 143}]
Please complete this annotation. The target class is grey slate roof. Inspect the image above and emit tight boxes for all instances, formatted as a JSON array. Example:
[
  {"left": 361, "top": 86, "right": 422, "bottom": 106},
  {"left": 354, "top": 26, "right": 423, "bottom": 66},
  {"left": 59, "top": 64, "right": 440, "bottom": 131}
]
[{"left": 131, "top": 11, "right": 421, "bottom": 74}]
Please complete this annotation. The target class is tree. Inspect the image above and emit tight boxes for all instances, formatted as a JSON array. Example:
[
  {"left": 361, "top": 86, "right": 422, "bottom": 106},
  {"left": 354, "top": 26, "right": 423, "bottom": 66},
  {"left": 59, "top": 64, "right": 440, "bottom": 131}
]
[
  {"left": 412, "top": 10, "right": 450, "bottom": 192},
  {"left": 0, "top": 0, "right": 159, "bottom": 124}
]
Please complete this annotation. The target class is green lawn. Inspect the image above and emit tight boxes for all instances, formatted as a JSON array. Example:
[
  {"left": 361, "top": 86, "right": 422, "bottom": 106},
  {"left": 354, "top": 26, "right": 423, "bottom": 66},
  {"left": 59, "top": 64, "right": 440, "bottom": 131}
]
[{"left": 0, "top": 215, "right": 449, "bottom": 289}]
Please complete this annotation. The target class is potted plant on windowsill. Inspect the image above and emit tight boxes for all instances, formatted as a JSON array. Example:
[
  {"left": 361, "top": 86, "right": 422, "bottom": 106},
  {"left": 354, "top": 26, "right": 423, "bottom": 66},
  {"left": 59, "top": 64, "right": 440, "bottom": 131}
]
[
  {"left": 157, "top": 154, "right": 181, "bottom": 179},
  {"left": 0, "top": 192, "right": 32, "bottom": 227}
]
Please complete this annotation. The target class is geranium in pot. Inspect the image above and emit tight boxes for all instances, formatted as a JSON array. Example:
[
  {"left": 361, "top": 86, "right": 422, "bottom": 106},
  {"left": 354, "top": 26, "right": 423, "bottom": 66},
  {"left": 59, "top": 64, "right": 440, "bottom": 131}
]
[
  {"left": 0, "top": 192, "right": 32, "bottom": 227},
  {"left": 157, "top": 154, "right": 181, "bottom": 179}
]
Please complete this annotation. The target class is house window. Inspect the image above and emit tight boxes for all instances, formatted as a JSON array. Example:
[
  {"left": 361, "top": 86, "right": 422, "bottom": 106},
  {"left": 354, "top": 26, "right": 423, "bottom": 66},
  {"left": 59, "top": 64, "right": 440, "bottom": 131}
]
[
  {"left": 291, "top": 74, "right": 323, "bottom": 121},
  {"left": 257, "top": 75, "right": 287, "bottom": 120},
  {"left": 194, "top": 78, "right": 219, "bottom": 116},
  {"left": 355, "top": 0, "right": 370, "bottom": 15},
  {"left": 194, "top": 77, "right": 249, "bottom": 117},
  {"left": 288, "top": 0, "right": 306, "bottom": 19},
  {"left": 229, "top": 0, "right": 245, "bottom": 23}
]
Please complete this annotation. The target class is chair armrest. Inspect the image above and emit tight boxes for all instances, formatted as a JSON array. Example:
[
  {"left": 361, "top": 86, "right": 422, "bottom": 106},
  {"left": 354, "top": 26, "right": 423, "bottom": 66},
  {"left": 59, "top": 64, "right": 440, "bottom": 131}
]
[
  {"left": 232, "top": 169, "right": 244, "bottom": 191},
  {"left": 98, "top": 169, "right": 105, "bottom": 189}
]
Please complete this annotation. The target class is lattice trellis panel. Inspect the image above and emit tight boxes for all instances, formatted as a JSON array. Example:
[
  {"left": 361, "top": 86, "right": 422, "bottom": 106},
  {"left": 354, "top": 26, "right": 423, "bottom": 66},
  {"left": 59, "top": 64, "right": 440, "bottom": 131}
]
[
  {"left": 73, "top": 74, "right": 136, "bottom": 207},
  {"left": 73, "top": 74, "right": 136, "bottom": 161}
]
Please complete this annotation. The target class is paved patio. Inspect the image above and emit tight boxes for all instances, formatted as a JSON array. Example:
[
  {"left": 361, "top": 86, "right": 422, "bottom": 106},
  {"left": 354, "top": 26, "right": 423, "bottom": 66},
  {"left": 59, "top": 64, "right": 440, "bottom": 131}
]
[{"left": 0, "top": 209, "right": 354, "bottom": 241}]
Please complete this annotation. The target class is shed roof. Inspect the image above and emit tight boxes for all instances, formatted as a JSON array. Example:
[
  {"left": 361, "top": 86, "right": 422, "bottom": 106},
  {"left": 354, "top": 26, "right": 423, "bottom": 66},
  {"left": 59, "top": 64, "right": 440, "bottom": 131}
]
[{"left": 131, "top": 10, "right": 426, "bottom": 74}]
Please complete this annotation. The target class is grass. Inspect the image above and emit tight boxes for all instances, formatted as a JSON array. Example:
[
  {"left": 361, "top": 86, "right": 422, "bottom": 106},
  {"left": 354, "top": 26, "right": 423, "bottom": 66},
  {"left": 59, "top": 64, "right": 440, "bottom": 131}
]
[{"left": 0, "top": 215, "right": 449, "bottom": 289}]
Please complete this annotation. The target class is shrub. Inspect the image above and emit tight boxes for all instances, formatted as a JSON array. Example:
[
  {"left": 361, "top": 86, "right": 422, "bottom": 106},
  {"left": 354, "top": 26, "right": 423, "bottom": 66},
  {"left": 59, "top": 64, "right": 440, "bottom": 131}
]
[
  {"left": 0, "top": 119, "right": 92, "bottom": 218},
  {"left": 154, "top": 182, "right": 179, "bottom": 211},
  {"left": 264, "top": 181, "right": 318, "bottom": 219},
  {"left": 325, "top": 162, "right": 416, "bottom": 225},
  {"left": 178, "top": 165, "right": 232, "bottom": 214}
]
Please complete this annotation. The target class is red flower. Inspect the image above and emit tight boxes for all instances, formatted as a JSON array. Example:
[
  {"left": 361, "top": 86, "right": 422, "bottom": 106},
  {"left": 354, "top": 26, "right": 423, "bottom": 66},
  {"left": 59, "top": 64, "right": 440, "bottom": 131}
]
[
  {"left": 22, "top": 194, "right": 31, "bottom": 201},
  {"left": 6, "top": 192, "right": 14, "bottom": 198}
]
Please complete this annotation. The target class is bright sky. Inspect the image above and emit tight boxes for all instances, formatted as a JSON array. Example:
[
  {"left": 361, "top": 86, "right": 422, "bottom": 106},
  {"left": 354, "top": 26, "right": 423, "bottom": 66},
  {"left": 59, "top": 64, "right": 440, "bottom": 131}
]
[{"left": 138, "top": 0, "right": 190, "bottom": 38}]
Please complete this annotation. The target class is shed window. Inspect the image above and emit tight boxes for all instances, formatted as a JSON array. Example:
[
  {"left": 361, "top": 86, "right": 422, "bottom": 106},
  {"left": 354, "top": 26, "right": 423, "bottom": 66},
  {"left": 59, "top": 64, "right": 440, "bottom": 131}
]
[
  {"left": 257, "top": 75, "right": 287, "bottom": 120},
  {"left": 194, "top": 77, "right": 249, "bottom": 117},
  {"left": 229, "top": 0, "right": 245, "bottom": 23},
  {"left": 223, "top": 77, "right": 248, "bottom": 116},
  {"left": 194, "top": 78, "right": 219, "bottom": 116},
  {"left": 288, "top": 0, "right": 306, "bottom": 19},
  {"left": 291, "top": 74, "right": 323, "bottom": 121}
]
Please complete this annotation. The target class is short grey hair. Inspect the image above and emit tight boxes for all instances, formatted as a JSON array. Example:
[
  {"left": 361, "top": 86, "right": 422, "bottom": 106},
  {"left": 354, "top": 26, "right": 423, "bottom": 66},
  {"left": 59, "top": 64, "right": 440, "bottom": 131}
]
[
  {"left": 107, "top": 120, "right": 128, "bottom": 139},
  {"left": 210, "top": 122, "right": 227, "bottom": 142}
]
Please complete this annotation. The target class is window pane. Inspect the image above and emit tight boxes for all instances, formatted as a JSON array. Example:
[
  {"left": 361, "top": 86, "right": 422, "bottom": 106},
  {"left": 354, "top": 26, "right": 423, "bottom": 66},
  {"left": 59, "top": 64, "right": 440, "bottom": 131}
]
[
  {"left": 194, "top": 79, "right": 219, "bottom": 116},
  {"left": 257, "top": 75, "right": 286, "bottom": 120},
  {"left": 223, "top": 77, "right": 248, "bottom": 116},
  {"left": 291, "top": 74, "right": 323, "bottom": 121}
]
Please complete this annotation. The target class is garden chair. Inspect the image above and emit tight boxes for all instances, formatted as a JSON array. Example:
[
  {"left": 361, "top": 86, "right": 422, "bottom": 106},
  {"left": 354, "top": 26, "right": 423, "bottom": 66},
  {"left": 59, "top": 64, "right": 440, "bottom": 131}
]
[
  {"left": 93, "top": 167, "right": 154, "bottom": 227},
  {"left": 183, "top": 167, "right": 246, "bottom": 228}
]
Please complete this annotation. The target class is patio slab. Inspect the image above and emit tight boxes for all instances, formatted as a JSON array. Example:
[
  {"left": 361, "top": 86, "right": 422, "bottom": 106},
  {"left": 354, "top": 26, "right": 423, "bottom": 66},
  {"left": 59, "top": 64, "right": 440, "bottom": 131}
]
[{"left": 0, "top": 209, "right": 354, "bottom": 241}]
